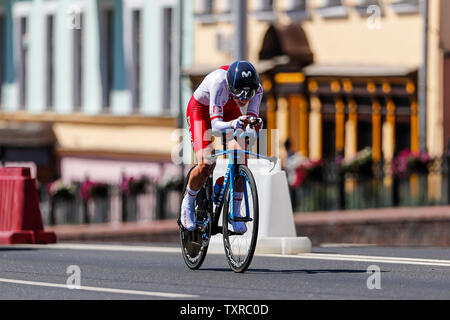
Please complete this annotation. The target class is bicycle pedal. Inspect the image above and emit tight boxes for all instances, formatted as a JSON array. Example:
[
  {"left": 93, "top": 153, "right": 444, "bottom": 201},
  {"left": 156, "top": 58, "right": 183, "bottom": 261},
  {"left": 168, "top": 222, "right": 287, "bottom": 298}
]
[
  {"left": 228, "top": 230, "right": 245, "bottom": 236},
  {"left": 231, "top": 217, "right": 252, "bottom": 222}
]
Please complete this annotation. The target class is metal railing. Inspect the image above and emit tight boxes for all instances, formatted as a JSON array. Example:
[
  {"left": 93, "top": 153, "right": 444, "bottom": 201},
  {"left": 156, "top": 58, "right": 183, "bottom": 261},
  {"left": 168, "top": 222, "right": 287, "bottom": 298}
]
[
  {"left": 291, "top": 156, "right": 450, "bottom": 212},
  {"left": 38, "top": 179, "right": 183, "bottom": 226}
]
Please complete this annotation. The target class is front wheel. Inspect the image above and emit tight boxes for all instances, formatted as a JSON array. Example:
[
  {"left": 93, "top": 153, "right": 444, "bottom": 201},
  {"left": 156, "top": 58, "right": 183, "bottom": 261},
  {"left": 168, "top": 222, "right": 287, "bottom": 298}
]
[{"left": 222, "top": 165, "right": 259, "bottom": 273}]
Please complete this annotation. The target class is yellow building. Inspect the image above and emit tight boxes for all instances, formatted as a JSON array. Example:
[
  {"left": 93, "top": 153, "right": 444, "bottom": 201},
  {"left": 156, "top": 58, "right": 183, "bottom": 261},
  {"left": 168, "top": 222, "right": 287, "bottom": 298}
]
[{"left": 190, "top": 0, "right": 448, "bottom": 166}]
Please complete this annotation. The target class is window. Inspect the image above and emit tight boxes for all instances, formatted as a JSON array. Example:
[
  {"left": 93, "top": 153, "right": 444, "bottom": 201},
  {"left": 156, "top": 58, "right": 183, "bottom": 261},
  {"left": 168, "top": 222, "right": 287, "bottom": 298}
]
[
  {"left": 256, "top": 0, "right": 274, "bottom": 12},
  {"left": 195, "top": 0, "right": 215, "bottom": 24},
  {"left": 0, "top": 14, "right": 5, "bottom": 106},
  {"left": 216, "top": 31, "right": 232, "bottom": 54},
  {"left": 197, "top": 0, "right": 214, "bottom": 15},
  {"left": 100, "top": 6, "right": 115, "bottom": 110},
  {"left": 216, "top": 0, "right": 232, "bottom": 22},
  {"left": 286, "top": 0, "right": 306, "bottom": 11},
  {"left": 318, "top": 0, "right": 347, "bottom": 19},
  {"left": 45, "top": 15, "right": 55, "bottom": 110},
  {"left": 162, "top": 7, "right": 173, "bottom": 112},
  {"left": 285, "top": 0, "right": 308, "bottom": 21},
  {"left": 124, "top": 1, "right": 143, "bottom": 113},
  {"left": 221, "top": 0, "right": 231, "bottom": 14},
  {"left": 354, "top": 0, "right": 383, "bottom": 16},
  {"left": 391, "top": 0, "right": 420, "bottom": 15},
  {"left": 131, "top": 9, "right": 141, "bottom": 111},
  {"left": 253, "top": 0, "right": 276, "bottom": 21},
  {"left": 16, "top": 16, "right": 28, "bottom": 109},
  {"left": 73, "top": 13, "right": 84, "bottom": 110}
]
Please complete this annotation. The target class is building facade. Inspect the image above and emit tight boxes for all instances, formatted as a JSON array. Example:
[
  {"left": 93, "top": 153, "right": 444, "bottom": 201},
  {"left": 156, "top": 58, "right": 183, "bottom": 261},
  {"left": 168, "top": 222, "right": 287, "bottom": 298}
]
[
  {"left": 0, "top": 0, "right": 194, "bottom": 186},
  {"left": 189, "top": 0, "right": 447, "bottom": 168}
]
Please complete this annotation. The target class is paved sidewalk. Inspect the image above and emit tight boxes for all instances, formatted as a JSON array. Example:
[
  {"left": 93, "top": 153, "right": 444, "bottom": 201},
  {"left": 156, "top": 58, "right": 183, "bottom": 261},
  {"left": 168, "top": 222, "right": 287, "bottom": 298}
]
[
  {"left": 49, "top": 219, "right": 180, "bottom": 243},
  {"left": 294, "top": 206, "right": 450, "bottom": 225},
  {"left": 294, "top": 206, "right": 450, "bottom": 246}
]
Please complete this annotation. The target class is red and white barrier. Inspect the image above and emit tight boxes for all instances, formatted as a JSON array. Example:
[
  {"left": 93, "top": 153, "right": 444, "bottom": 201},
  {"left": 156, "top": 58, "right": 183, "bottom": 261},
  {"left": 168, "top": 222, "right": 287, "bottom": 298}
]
[
  {"left": 0, "top": 167, "right": 57, "bottom": 244},
  {"left": 209, "top": 158, "right": 312, "bottom": 255}
]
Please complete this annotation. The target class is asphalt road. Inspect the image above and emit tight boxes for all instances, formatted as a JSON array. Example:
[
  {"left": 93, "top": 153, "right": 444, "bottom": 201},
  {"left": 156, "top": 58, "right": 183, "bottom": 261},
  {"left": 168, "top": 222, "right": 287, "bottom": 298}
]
[{"left": 0, "top": 243, "right": 449, "bottom": 301}]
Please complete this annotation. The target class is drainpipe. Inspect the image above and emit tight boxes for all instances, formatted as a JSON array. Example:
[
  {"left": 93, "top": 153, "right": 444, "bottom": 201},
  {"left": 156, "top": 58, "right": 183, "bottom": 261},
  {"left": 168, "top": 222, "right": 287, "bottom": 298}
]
[
  {"left": 418, "top": 0, "right": 429, "bottom": 152},
  {"left": 177, "top": 0, "right": 185, "bottom": 180},
  {"left": 233, "top": 0, "right": 247, "bottom": 60}
]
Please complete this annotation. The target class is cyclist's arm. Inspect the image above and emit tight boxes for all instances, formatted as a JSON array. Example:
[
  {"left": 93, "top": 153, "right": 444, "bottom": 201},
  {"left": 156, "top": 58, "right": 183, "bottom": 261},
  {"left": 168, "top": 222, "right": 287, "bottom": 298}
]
[
  {"left": 209, "top": 81, "right": 236, "bottom": 133},
  {"left": 245, "top": 84, "right": 264, "bottom": 130}
]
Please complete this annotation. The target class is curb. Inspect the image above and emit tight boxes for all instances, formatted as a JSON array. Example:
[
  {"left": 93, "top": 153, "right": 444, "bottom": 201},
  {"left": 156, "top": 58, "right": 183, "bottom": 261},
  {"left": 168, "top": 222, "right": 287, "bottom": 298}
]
[{"left": 206, "top": 235, "right": 312, "bottom": 255}]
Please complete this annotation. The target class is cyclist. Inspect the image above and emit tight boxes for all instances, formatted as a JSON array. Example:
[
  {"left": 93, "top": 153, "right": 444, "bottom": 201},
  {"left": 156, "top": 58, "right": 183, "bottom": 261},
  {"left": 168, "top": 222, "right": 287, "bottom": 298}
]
[{"left": 180, "top": 60, "right": 264, "bottom": 232}]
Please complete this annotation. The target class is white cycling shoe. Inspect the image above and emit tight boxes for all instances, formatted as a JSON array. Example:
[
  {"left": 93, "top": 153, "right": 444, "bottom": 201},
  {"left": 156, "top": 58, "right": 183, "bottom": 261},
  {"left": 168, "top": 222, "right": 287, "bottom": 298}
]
[
  {"left": 230, "top": 208, "right": 247, "bottom": 234},
  {"left": 180, "top": 197, "right": 196, "bottom": 231}
]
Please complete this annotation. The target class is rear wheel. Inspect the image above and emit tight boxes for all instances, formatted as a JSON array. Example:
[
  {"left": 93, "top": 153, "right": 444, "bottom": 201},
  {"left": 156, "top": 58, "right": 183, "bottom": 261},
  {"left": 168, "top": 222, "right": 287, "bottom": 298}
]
[
  {"left": 222, "top": 165, "right": 259, "bottom": 273},
  {"left": 179, "top": 166, "right": 212, "bottom": 270}
]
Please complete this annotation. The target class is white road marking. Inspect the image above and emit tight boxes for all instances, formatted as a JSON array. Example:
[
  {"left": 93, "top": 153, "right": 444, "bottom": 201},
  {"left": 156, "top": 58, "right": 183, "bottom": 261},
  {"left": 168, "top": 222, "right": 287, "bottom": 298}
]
[
  {"left": 8, "top": 243, "right": 182, "bottom": 254},
  {"left": 264, "top": 253, "right": 450, "bottom": 267},
  {"left": 0, "top": 277, "right": 198, "bottom": 299},
  {"left": 5, "top": 243, "right": 450, "bottom": 267}
]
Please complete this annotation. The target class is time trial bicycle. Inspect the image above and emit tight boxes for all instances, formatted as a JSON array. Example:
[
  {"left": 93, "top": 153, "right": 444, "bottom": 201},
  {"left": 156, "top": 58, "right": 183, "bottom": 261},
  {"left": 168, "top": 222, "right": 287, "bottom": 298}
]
[{"left": 178, "top": 119, "right": 277, "bottom": 273}]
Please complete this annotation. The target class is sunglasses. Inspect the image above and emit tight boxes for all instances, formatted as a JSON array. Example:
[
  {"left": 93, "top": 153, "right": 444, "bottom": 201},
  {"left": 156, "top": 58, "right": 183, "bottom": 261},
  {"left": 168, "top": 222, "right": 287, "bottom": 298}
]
[{"left": 229, "top": 87, "right": 256, "bottom": 100}]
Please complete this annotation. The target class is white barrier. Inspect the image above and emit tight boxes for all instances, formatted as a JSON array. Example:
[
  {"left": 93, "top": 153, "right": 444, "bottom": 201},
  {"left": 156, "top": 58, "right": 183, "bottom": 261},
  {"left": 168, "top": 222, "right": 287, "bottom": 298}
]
[{"left": 207, "top": 158, "right": 312, "bottom": 255}]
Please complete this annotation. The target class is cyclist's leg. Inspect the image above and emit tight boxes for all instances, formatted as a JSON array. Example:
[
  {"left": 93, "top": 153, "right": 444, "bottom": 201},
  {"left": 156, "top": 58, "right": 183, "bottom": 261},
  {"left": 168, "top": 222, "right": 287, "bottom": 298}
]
[
  {"left": 188, "top": 103, "right": 216, "bottom": 191},
  {"left": 224, "top": 104, "right": 249, "bottom": 232},
  {"left": 181, "top": 100, "right": 215, "bottom": 230},
  {"left": 224, "top": 137, "right": 248, "bottom": 233},
  {"left": 188, "top": 145, "right": 216, "bottom": 191}
]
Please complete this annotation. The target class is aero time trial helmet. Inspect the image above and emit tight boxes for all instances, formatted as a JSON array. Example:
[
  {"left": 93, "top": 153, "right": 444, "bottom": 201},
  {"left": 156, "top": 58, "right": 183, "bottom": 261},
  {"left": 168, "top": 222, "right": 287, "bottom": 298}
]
[{"left": 226, "top": 60, "right": 259, "bottom": 100}]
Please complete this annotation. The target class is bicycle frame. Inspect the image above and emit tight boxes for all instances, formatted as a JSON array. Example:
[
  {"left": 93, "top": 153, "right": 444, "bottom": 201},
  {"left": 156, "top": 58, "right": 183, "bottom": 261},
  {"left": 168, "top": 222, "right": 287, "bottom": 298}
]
[{"left": 210, "top": 148, "right": 275, "bottom": 223}]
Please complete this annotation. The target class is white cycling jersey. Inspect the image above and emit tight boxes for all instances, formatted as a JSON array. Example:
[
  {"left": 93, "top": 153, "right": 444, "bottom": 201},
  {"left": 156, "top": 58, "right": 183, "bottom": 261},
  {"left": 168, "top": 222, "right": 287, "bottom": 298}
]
[{"left": 193, "top": 67, "right": 263, "bottom": 133}]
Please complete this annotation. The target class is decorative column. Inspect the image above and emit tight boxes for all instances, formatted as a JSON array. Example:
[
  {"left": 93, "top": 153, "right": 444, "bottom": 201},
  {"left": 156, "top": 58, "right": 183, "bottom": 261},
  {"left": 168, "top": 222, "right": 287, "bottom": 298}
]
[
  {"left": 277, "top": 97, "right": 289, "bottom": 160},
  {"left": 287, "top": 94, "right": 308, "bottom": 157},
  {"left": 383, "top": 98, "right": 397, "bottom": 204},
  {"left": 266, "top": 95, "right": 276, "bottom": 157},
  {"left": 309, "top": 95, "right": 322, "bottom": 160},
  {"left": 288, "top": 95, "right": 300, "bottom": 153},
  {"left": 299, "top": 94, "right": 309, "bottom": 158},
  {"left": 335, "top": 98, "right": 345, "bottom": 155},
  {"left": 345, "top": 98, "right": 357, "bottom": 159},
  {"left": 410, "top": 99, "right": 419, "bottom": 153},
  {"left": 386, "top": 98, "right": 396, "bottom": 152},
  {"left": 382, "top": 98, "right": 396, "bottom": 166},
  {"left": 372, "top": 99, "right": 382, "bottom": 162}
]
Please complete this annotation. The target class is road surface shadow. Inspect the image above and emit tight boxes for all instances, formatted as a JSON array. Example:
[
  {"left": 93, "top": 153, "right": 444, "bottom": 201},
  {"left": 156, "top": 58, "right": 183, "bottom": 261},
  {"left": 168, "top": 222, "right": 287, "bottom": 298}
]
[
  {"left": 0, "top": 248, "right": 38, "bottom": 252},
  {"left": 200, "top": 268, "right": 389, "bottom": 274}
]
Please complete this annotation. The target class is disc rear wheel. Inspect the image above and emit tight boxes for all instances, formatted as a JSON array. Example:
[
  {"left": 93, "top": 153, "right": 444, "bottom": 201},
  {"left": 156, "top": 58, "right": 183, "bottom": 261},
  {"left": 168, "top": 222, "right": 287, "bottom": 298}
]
[{"left": 179, "top": 167, "right": 212, "bottom": 270}]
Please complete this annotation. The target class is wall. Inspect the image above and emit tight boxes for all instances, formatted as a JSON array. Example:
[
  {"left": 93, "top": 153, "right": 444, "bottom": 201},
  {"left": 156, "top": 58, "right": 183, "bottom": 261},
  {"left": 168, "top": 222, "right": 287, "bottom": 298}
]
[{"left": 193, "top": 0, "right": 423, "bottom": 68}]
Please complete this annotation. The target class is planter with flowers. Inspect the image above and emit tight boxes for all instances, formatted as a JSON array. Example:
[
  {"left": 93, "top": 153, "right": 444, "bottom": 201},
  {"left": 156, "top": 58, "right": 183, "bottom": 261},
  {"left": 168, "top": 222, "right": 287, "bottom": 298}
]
[
  {"left": 80, "top": 179, "right": 109, "bottom": 201},
  {"left": 46, "top": 179, "right": 79, "bottom": 225},
  {"left": 391, "top": 149, "right": 432, "bottom": 179},
  {"left": 47, "top": 179, "right": 76, "bottom": 201},
  {"left": 80, "top": 179, "right": 109, "bottom": 224},
  {"left": 121, "top": 176, "right": 149, "bottom": 196},
  {"left": 340, "top": 147, "right": 373, "bottom": 179},
  {"left": 287, "top": 154, "right": 324, "bottom": 188}
]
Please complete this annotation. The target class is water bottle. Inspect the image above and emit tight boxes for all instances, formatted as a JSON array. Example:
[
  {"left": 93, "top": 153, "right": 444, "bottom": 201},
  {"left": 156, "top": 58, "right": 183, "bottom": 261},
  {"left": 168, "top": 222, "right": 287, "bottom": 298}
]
[{"left": 213, "top": 176, "right": 224, "bottom": 203}]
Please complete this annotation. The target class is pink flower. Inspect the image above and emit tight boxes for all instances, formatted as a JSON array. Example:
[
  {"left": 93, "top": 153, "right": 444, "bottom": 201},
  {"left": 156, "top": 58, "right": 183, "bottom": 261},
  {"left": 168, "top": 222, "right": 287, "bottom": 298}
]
[{"left": 80, "top": 180, "right": 94, "bottom": 201}]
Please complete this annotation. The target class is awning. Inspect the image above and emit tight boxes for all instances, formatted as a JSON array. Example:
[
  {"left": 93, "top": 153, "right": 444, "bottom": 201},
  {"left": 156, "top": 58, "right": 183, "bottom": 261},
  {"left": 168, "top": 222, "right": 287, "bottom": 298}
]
[
  {"left": 259, "top": 24, "right": 314, "bottom": 67},
  {"left": 0, "top": 121, "right": 56, "bottom": 147}
]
